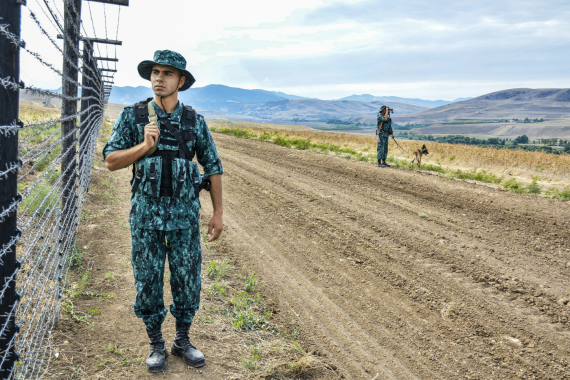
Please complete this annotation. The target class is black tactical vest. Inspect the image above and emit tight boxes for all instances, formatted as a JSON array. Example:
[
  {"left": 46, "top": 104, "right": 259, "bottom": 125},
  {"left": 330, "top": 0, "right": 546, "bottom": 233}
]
[{"left": 131, "top": 98, "right": 200, "bottom": 198}]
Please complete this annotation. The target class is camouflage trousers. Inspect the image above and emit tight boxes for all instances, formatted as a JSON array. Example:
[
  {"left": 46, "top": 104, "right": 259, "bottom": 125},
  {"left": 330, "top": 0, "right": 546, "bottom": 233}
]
[
  {"left": 130, "top": 226, "right": 202, "bottom": 330},
  {"left": 377, "top": 134, "right": 389, "bottom": 160}
]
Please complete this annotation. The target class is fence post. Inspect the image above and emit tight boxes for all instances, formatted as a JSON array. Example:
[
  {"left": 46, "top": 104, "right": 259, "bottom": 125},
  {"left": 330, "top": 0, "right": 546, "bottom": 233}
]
[
  {"left": 61, "top": 0, "right": 82, "bottom": 238},
  {"left": 0, "top": 1, "right": 22, "bottom": 377},
  {"left": 79, "top": 40, "right": 93, "bottom": 185}
]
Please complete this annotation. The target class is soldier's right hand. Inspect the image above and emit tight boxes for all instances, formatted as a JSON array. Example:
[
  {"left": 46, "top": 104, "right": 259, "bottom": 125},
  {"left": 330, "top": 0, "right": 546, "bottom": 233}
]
[{"left": 144, "top": 122, "right": 160, "bottom": 150}]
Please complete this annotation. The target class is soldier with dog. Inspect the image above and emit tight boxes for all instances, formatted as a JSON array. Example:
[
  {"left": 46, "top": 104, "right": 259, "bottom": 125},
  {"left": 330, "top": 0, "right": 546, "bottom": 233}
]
[
  {"left": 103, "top": 50, "right": 223, "bottom": 373},
  {"left": 376, "top": 105, "right": 394, "bottom": 167}
]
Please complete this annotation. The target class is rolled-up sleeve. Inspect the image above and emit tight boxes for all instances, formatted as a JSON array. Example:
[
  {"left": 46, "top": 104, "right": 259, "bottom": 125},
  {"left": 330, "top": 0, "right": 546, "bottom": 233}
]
[
  {"left": 195, "top": 115, "right": 223, "bottom": 177},
  {"left": 102, "top": 106, "right": 137, "bottom": 160}
]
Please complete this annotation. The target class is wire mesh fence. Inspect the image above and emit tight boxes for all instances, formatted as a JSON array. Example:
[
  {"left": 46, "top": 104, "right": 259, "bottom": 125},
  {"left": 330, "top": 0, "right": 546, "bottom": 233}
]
[{"left": 0, "top": 0, "right": 125, "bottom": 378}]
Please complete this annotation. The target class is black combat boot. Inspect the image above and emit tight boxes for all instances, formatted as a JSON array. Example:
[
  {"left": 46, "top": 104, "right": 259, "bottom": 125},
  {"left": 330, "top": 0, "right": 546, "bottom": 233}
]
[
  {"left": 377, "top": 160, "right": 385, "bottom": 167},
  {"left": 171, "top": 320, "right": 206, "bottom": 368},
  {"left": 383, "top": 159, "right": 391, "bottom": 167},
  {"left": 145, "top": 327, "right": 168, "bottom": 373}
]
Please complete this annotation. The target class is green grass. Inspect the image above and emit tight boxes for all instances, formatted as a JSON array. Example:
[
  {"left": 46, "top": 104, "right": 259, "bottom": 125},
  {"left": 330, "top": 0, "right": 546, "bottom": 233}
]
[
  {"left": 206, "top": 280, "right": 227, "bottom": 296},
  {"left": 545, "top": 187, "right": 570, "bottom": 200},
  {"left": 21, "top": 182, "right": 58, "bottom": 215},
  {"left": 241, "top": 346, "right": 260, "bottom": 371},
  {"left": 420, "top": 163, "right": 446, "bottom": 173},
  {"left": 449, "top": 169, "right": 503, "bottom": 184},
  {"left": 233, "top": 309, "right": 270, "bottom": 331},
  {"left": 243, "top": 270, "right": 258, "bottom": 292},
  {"left": 503, "top": 178, "right": 525, "bottom": 193},
  {"left": 35, "top": 145, "right": 62, "bottom": 172},
  {"left": 207, "top": 259, "right": 232, "bottom": 280},
  {"left": 210, "top": 127, "right": 256, "bottom": 138}
]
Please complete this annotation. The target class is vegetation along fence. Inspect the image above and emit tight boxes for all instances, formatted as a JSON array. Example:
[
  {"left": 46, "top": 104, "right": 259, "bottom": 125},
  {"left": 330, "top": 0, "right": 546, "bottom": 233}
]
[{"left": 0, "top": 0, "right": 128, "bottom": 378}]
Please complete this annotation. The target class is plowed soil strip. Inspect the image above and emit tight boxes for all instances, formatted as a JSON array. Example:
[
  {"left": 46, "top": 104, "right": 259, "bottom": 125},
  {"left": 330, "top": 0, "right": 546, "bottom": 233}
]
[{"left": 214, "top": 133, "right": 570, "bottom": 380}]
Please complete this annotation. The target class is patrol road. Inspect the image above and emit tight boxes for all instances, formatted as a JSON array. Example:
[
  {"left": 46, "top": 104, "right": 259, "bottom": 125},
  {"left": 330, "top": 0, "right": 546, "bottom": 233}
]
[{"left": 211, "top": 132, "right": 570, "bottom": 380}]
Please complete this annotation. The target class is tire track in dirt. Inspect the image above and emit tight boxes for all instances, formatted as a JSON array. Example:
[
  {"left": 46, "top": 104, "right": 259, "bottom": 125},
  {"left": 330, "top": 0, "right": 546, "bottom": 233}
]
[{"left": 214, "top": 133, "right": 570, "bottom": 380}]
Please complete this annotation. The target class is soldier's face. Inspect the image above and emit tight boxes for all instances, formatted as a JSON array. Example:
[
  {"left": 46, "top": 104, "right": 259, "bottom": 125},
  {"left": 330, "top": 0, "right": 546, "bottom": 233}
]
[{"left": 150, "top": 65, "right": 186, "bottom": 97}]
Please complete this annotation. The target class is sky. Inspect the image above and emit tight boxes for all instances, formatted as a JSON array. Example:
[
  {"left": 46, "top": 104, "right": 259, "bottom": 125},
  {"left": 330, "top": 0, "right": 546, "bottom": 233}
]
[{"left": 19, "top": 0, "right": 570, "bottom": 100}]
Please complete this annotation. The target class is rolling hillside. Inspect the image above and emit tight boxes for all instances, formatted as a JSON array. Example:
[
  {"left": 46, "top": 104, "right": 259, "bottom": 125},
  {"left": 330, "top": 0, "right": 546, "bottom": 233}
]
[
  {"left": 393, "top": 88, "right": 570, "bottom": 124},
  {"left": 338, "top": 94, "right": 471, "bottom": 108}
]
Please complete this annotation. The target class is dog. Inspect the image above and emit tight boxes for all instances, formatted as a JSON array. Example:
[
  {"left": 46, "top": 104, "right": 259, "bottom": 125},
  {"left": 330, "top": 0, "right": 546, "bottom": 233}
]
[{"left": 411, "top": 144, "right": 429, "bottom": 168}]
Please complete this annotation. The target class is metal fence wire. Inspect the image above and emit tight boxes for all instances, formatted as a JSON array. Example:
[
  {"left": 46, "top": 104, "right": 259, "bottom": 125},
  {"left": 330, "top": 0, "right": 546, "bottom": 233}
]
[{"left": 0, "top": 0, "right": 126, "bottom": 378}]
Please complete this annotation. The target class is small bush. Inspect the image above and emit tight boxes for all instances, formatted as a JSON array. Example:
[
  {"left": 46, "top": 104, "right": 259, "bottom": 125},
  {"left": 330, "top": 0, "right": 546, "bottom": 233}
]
[
  {"left": 207, "top": 259, "right": 232, "bottom": 280},
  {"left": 243, "top": 270, "right": 258, "bottom": 292},
  {"left": 526, "top": 180, "right": 542, "bottom": 194},
  {"left": 503, "top": 178, "right": 526, "bottom": 193},
  {"left": 258, "top": 131, "right": 274, "bottom": 141},
  {"left": 241, "top": 346, "right": 260, "bottom": 371},
  {"left": 273, "top": 136, "right": 292, "bottom": 148},
  {"left": 546, "top": 187, "right": 570, "bottom": 200},
  {"left": 233, "top": 309, "right": 268, "bottom": 331},
  {"left": 206, "top": 280, "right": 226, "bottom": 296}
]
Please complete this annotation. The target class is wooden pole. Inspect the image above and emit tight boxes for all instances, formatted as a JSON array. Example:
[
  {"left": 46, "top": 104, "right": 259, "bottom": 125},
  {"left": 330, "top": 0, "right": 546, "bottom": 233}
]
[
  {"left": 61, "top": 0, "right": 81, "bottom": 239},
  {"left": 79, "top": 40, "right": 93, "bottom": 186},
  {"left": 0, "top": 1, "right": 22, "bottom": 377}
]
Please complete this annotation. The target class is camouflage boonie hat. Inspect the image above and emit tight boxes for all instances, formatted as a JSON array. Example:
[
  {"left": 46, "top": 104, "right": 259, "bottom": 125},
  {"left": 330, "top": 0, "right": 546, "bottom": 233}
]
[
  {"left": 137, "top": 50, "right": 196, "bottom": 91},
  {"left": 379, "top": 105, "right": 387, "bottom": 112}
]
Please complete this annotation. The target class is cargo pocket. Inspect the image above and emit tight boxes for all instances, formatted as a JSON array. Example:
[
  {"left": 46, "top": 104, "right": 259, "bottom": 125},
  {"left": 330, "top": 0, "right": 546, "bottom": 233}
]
[
  {"left": 136, "top": 156, "right": 162, "bottom": 198},
  {"left": 172, "top": 158, "right": 200, "bottom": 200}
]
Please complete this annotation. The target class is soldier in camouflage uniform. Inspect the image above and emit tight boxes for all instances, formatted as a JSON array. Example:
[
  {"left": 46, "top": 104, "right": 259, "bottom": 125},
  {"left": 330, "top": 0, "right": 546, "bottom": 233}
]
[
  {"left": 376, "top": 105, "right": 394, "bottom": 167},
  {"left": 103, "top": 50, "right": 223, "bottom": 372}
]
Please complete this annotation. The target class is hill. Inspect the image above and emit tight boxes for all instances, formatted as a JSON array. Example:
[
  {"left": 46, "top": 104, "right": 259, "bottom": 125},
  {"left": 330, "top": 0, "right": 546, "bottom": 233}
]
[
  {"left": 201, "top": 98, "right": 426, "bottom": 120},
  {"left": 338, "top": 94, "right": 471, "bottom": 108},
  {"left": 391, "top": 88, "right": 570, "bottom": 124}
]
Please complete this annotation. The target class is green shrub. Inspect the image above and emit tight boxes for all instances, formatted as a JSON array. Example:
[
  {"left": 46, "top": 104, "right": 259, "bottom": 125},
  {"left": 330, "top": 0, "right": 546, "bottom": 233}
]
[
  {"left": 273, "top": 136, "right": 292, "bottom": 148},
  {"left": 206, "top": 280, "right": 226, "bottom": 296},
  {"left": 206, "top": 259, "right": 232, "bottom": 280},
  {"left": 503, "top": 178, "right": 526, "bottom": 193},
  {"left": 526, "top": 180, "right": 542, "bottom": 194},
  {"left": 243, "top": 270, "right": 258, "bottom": 292},
  {"left": 232, "top": 309, "right": 269, "bottom": 331},
  {"left": 258, "top": 131, "right": 274, "bottom": 141},
  {"left": 546, "top": 187, "right": 570, "bottom": 200}
]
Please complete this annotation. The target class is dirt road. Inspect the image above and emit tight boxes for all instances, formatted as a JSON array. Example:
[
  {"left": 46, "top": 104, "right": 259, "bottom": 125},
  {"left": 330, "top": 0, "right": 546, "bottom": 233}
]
[{"left": 214, "top": 133, "right": 570, "bottom": 379}]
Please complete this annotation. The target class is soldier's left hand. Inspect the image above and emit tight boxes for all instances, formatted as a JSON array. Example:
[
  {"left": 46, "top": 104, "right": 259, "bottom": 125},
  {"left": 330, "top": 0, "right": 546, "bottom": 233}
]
[{"left": 207, "top": 214, "right": 223, "bottom": 242}]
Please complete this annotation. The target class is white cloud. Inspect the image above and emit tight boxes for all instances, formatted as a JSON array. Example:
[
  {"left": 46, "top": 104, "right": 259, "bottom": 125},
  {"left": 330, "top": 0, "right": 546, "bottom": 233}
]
[{"left": 16, "top": 0, "right": 570, "bottom": 100}]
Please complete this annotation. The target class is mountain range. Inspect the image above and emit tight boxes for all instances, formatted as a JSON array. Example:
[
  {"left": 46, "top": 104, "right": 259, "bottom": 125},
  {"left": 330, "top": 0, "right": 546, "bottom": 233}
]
[{"left": 338, "top": 94, "right": 471, "bottom": 108}]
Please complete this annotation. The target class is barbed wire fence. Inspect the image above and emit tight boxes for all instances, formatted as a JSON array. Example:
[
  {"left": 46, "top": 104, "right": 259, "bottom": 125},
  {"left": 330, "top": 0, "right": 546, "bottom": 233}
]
[{"left": 0, "top": 0, "right": 127, "bottom": 378}]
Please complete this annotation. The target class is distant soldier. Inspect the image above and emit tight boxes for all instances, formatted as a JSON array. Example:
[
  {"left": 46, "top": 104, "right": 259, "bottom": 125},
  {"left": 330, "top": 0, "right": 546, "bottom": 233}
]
[{"left": 376, "top": 105, "right": 394, "bottom": 167}]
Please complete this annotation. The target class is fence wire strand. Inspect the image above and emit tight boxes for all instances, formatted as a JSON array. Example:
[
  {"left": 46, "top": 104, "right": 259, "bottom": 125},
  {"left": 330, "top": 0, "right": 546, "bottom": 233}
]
[{"left": 0, "top": 0, "right": 118, "bottom": 377}]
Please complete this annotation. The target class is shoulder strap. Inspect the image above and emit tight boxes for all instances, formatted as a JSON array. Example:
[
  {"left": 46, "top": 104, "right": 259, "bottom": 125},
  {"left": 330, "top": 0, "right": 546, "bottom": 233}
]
[
  {"left": 183, "top": 104, "right": 197, "bottom": 129},
  {"left": 134, "top": 97, "right": 153, "bottom": 125}
]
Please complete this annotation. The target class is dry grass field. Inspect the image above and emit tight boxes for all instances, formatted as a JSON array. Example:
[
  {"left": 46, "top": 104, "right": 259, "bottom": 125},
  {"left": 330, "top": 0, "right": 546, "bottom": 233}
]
[{"left": 206, "top": 120, "right": 570, "bottom": 197}]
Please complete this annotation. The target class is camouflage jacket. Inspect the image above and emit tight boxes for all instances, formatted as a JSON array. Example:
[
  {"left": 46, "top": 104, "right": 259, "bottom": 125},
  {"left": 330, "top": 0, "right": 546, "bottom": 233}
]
[
  {"left": 103, "top": 100, "right": 223, "bottom": 231},
  {"left": 377, "top": 114, "right": 393, "bottom": 136}
]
